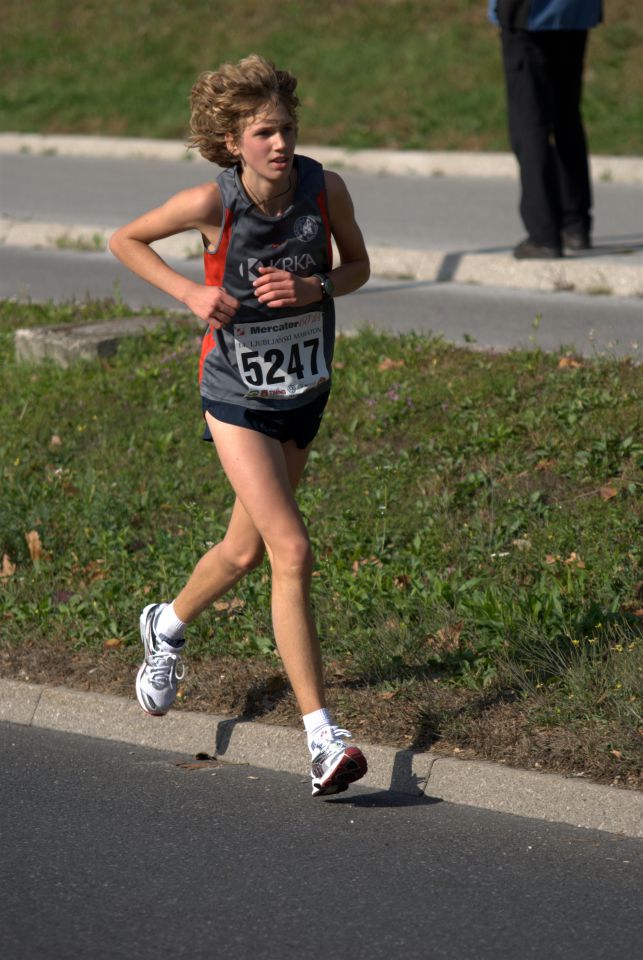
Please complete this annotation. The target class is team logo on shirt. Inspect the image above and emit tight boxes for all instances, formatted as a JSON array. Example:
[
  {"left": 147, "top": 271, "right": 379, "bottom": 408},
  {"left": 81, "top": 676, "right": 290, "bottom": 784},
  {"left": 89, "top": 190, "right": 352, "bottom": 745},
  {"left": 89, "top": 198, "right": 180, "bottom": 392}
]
[
  {"left": 239, "top": 253, "right": 318, "bottom": 281},
  {"left": 293, "top": 215, "right": 320, "bottom": 242},
  {"left": 239, "top": 257, "right": 264, "bottom": 281}
]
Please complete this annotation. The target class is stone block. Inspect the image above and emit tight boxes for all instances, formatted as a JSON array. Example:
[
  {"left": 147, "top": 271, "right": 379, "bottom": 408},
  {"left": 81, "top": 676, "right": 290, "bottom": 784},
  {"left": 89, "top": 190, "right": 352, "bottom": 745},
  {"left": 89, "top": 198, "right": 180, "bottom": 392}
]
[{"left": 14, "top": 316, "right": 167, "bottom": 367}]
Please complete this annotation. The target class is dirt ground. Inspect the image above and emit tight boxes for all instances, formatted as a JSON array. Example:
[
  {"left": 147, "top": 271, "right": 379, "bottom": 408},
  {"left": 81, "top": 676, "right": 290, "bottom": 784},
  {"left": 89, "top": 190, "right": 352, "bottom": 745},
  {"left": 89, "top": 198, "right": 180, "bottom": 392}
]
[{"left": 2, "top": 638, "right": 640, "bottom": 791}]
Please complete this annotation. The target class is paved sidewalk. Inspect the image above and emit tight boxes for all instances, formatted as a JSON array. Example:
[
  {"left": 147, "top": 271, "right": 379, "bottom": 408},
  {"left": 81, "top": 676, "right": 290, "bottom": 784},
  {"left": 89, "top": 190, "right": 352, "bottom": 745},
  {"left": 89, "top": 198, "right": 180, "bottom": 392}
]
[
  {"left": 2, "top": 676, "right": 641, "bottom": 838},
  {"left": 2, "top": 133, "right": 641, "bottom": 298},
  {"left": 2, "top": 132, "right": 641, "bottom": 182}
]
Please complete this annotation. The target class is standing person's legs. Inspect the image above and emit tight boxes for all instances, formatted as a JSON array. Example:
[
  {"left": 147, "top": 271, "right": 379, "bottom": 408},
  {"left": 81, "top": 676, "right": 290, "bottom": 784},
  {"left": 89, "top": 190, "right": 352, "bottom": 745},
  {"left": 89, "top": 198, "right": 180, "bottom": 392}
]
[
  {"left": 550, "top": 30, "right": 592, "bottom": 245},
  {"left": 501, "top": 28, "right": 562, "bottom": 253}
]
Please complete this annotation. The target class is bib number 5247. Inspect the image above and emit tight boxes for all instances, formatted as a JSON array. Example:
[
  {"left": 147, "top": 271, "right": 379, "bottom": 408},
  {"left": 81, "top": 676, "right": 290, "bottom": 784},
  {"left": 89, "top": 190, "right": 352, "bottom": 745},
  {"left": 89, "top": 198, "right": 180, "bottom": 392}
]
[{"left": 234, "top": 313, "right": 329, "bottom": 399}]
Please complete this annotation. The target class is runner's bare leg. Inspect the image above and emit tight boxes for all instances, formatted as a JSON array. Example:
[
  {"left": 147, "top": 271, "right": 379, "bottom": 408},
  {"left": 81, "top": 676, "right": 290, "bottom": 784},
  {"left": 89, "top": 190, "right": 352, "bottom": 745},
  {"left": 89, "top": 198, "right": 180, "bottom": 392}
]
[{"left": 174, "top": 415, "right": 325, "bottom": 714}]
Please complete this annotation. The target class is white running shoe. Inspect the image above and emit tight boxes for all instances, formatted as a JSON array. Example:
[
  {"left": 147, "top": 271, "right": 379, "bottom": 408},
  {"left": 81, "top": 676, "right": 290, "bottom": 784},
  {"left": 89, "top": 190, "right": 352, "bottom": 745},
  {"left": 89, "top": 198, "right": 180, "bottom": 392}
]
[
  {"left": 135, "top": 603, "right": 185, "bottom": 716},
  {"left": 310, "top": 726, "right": 367, "bottom": 797}
]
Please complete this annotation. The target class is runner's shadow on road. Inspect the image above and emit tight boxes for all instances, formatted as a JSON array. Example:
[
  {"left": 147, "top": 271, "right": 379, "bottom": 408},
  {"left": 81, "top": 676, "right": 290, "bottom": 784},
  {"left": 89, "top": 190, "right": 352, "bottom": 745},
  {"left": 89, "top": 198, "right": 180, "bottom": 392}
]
[
  {"left": 326, "top": 749, "right": 442, "bottom": 807},
  {"left": 324, "top": 791, "right": 441, "bottom": 808}
]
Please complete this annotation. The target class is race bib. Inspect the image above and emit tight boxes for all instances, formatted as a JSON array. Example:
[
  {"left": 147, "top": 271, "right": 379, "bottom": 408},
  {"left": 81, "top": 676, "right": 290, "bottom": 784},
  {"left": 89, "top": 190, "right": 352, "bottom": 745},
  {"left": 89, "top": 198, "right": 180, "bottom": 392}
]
[{"left": 233, "top": 312, "right": 329, "bottom": 399}]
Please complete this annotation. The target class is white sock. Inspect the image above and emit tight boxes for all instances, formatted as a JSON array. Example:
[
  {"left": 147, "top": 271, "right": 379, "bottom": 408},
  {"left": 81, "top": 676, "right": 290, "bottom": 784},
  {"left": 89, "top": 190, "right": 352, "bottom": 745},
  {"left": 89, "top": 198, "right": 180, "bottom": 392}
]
[
  {"left": 155, "top": 602, "right": 186, "bottom": 648},
  {"left": 303, "top": 708, "right": 334, "bottom": 755}
]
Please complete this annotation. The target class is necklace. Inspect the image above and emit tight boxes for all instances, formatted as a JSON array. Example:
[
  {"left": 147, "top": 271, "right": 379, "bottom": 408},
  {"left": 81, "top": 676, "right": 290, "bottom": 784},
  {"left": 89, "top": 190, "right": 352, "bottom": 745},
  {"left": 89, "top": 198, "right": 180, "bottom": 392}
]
[{"left": 242, "top": 174, "right": 292, "bottom": 211}]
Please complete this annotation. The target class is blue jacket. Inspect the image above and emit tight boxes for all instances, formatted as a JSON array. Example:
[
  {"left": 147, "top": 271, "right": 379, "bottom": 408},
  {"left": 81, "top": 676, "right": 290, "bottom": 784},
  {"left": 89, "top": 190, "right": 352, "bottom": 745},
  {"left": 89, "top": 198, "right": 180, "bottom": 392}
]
[{"left": 488, "top": 0, "right": 603, "bottom": 30}]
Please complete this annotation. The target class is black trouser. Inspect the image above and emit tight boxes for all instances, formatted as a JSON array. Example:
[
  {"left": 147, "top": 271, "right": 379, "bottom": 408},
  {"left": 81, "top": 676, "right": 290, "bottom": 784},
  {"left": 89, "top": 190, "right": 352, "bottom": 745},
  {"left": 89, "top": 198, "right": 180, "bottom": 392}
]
[{"left": 501, "top": 28, "right": 592, "bottom": 247}]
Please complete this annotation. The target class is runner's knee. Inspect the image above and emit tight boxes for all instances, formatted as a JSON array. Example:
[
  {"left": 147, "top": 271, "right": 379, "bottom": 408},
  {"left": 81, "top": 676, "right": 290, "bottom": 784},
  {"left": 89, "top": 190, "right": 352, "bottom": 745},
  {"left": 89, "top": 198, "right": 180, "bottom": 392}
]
[
  {"left": 269, "top": 534, "right": 313, "bottom": 577},
  {"left": 220, "top": 538, "right": 265, "bottom": 576}
]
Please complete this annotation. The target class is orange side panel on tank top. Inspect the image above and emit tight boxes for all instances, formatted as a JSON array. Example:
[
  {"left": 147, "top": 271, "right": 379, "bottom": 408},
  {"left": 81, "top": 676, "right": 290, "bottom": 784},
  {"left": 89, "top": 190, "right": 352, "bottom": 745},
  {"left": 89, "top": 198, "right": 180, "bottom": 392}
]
[{"left": 199, "top": 208, "right": 234, "bottom": 384}]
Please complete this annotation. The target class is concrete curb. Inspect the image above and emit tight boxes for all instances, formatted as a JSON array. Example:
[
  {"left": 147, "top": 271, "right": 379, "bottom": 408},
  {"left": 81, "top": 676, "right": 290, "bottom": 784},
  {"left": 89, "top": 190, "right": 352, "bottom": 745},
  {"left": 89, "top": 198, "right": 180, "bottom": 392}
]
[
  {"left": 1, "top": 132, "right": 642, "bottom": 184},
  {"left": 14, "top": 315, "right": 169, "bottom": 366},
  {"left": 1, "top": 678, "right": 641, "bottom": 837},
  {"left": 2, "top": 217, "right": 641, "bottom": 299}
]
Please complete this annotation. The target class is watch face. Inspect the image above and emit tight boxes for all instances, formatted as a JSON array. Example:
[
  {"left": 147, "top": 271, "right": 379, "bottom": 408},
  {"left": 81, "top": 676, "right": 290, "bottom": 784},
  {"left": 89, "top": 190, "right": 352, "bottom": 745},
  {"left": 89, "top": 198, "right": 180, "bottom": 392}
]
[{"left": 322, "top": 274, "right": 335, "bottom": 297}]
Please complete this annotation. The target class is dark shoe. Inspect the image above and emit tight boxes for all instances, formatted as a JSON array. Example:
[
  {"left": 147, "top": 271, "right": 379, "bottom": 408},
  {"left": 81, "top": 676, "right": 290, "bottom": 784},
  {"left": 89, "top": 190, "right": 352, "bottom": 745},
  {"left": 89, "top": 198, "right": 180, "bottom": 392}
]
[
  {"left": 562, "top": 228, "right": 591, "bottom": 251},
  {"left": 513, "top": 238, "right": 562, "bottom": 260}
]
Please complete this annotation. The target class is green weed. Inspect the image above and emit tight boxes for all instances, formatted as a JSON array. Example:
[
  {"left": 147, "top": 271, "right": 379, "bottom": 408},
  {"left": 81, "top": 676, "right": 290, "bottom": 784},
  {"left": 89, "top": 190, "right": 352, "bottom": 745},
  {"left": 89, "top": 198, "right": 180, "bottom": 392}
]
[{"left": 0, "top": 0, "right": 641, "bottom": 154}]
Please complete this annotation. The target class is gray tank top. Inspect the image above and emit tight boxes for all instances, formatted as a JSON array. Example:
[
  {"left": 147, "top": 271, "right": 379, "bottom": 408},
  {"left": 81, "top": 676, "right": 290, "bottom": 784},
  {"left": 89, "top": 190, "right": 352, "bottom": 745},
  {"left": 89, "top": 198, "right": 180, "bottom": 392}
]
[{"left": 199, "top": 155, "right": 335, "bottom": 410}]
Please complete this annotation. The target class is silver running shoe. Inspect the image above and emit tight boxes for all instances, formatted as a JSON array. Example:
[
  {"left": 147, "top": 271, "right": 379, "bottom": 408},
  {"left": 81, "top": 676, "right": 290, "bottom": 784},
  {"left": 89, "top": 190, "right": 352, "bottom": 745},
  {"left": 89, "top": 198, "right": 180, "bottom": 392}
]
[
  {"left": 135, "top": 603, "right": 185, "bottom": 716},
  {"left": 310, "top": 726, "right": 368, "bottom": 797}
]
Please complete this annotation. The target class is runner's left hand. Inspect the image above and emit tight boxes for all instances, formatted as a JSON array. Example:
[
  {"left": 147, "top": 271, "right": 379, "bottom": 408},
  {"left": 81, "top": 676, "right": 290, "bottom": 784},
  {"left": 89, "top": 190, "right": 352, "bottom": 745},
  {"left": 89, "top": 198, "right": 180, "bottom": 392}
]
[{"left": 253, "top": 267, "right": 321, "bottom": 309}]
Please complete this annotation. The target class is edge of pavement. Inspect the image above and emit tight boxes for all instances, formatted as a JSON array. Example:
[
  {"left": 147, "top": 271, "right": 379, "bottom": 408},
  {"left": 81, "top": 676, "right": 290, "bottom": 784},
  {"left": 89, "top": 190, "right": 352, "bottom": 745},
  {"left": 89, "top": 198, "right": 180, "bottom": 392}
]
[
  {"left": 2, "top": 132, "right": 642, "bottom": 183},
  {"left": 2, "top": 134, "right": 642, "bottom": 299},
  {"left": 2, "top": 677, "right": 641, "bottom": 838}
]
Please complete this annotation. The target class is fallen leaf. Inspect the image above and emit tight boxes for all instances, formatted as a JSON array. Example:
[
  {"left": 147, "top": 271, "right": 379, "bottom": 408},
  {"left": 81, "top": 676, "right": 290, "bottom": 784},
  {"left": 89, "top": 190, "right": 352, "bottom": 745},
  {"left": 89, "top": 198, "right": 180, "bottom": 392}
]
[
  {"left": 378, "top": 690, "right": 398, "bottom": 700},
  {"left": 84, "top": 559, "right": 107, "bottom": 582},
  {"left": 564, "top": 552, "right": 585, "bottom": 568},
  {"left": 535, "top": 458, "right": 556, "bottom": 472},
  {"left": 0, "top": 554, "right": 16, "bottom": 579},
  {"left": 545, "top": 554, "right": 559, "bottom": 565},
  {"left": 512, "top": 538, "right": 532, "bottom": 552},
  {"left": 393, "top": 574, "right": 411, "bottom": 590},
  {"left": 378, "top": 357, "right": 405, "bottom": 371},
  {"left": 611, "top": 750, "right": 623, "bottom": 760},
  {"left": 599, "top": 485, "right": 618, "bottom": 501},
  {"left": 558, "top": 356, "right": 582, "bottom": 369},
  {"left": 49, "top": 434, "right": 62, "bottom": 448},
  {"left": 25, "top": 530, "right": 43, "bottom": 563},
  {"left": 634, "top": 608, "right": 643, "bottom": 618},
  {"left": 103, "top": 638, "right": 123, "bottom": 649},
  {"left": 214, "top": 597, "right": 246, "bottom": 613},
  {"left": 434, "top": 622, "right": 464, "bottom": 652}
]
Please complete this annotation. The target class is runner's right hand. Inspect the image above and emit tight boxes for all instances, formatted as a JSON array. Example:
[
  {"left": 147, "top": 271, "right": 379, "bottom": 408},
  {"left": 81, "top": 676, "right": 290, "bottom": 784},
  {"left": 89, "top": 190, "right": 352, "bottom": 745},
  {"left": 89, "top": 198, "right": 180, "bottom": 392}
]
[{"left": 183, "top": 283, "right": 240, "bottom": 328}]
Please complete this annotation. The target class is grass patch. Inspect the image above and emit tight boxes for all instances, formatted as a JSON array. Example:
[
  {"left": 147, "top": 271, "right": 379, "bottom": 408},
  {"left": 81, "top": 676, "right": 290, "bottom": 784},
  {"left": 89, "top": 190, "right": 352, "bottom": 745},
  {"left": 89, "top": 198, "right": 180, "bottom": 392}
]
[
  {"left": 1, "top": 301, "right": 641, "bottom": 786},
  {"left": 54, "top": 232, "right": 107, "bottom": 253},
  {"left": 1, "top": 0, "right": 641, "bottom": 154}
]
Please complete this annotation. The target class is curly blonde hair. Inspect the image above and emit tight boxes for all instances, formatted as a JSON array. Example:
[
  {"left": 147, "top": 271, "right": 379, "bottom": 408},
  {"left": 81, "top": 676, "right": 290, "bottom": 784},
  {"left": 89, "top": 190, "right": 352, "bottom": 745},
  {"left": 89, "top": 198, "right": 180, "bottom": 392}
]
[{"left": 188, "top": 54, "right": 299, "bottom": 167}]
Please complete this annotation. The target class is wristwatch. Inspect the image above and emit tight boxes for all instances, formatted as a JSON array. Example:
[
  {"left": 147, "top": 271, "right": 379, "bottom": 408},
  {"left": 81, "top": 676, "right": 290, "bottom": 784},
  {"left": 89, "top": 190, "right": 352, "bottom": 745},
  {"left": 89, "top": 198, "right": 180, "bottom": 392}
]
[{"left": 313, "top": 273, "right": 335, "bottom": 299}]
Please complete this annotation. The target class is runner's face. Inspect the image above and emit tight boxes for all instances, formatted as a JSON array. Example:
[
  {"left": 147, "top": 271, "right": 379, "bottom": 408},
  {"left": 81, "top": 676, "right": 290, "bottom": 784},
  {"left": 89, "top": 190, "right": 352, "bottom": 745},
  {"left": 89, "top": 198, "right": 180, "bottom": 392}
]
[{"left": 234, "top": 103, "right": 296, "bottom": 183}]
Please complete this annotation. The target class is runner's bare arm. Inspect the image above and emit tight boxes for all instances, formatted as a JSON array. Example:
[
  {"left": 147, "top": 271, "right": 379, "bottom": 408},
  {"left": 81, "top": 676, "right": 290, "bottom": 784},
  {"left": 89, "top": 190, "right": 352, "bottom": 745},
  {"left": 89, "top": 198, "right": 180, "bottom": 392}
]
[
  {"left": 252, "top": 171, "right": 370, "bottom": 309},
  {"left": 324, "top": 170, "right": 370, "bottom": 295},
  {"left": 109, "top": 184, "right": 240, "bottom": 327}
]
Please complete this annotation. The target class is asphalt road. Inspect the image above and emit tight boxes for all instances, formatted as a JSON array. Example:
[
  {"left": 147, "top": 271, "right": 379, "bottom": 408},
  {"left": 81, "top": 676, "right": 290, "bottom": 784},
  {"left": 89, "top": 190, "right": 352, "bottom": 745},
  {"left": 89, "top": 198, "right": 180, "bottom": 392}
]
[
  {"left": 2, "top": 723, "right": 641, "bottom": 960},
  {"left": 3, "top": 152, "right": 643, "bottom": 253},
  {"left": 3, "top": 150, "right": 642, "bottom": 357},
  {"left": 3, "top": 245, "right": 641, "bottom": 359}
]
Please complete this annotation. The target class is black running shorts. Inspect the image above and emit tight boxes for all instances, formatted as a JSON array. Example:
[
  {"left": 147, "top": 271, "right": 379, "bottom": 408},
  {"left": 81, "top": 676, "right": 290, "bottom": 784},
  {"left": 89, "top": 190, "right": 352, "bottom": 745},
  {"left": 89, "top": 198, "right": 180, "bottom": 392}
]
[{"left": 201, "top": 391, "right": 329, "bottom": 450}]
